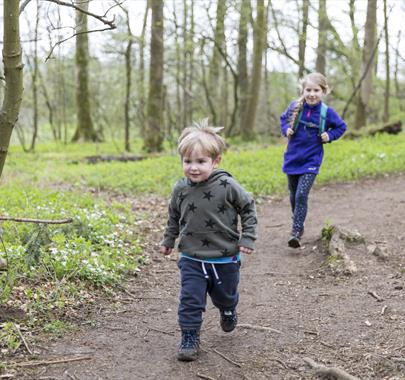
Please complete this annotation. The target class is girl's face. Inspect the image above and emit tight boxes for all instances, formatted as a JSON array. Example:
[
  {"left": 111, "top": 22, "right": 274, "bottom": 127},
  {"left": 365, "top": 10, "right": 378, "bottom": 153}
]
[
  {"left": 303, "top": 80, "right": 324, "bottom": 105},
  {"left": 182, "top": 148, "right": 220, "bottom": 183}
]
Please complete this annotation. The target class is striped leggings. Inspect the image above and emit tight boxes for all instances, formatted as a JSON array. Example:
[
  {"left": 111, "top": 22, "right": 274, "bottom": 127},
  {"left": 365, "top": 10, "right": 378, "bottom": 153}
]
[{"left": 287, "top": 173, "right": 317, "bottom": 234}]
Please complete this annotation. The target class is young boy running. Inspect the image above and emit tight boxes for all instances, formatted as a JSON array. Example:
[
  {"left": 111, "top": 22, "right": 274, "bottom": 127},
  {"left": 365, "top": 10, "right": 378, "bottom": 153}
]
[{"left": 160, "top": 119, "right": 258, "bottom": 361}]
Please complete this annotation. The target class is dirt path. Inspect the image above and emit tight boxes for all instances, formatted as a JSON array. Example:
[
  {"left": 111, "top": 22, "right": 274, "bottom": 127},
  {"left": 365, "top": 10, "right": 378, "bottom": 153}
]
[{"left": 24, "top": 175, "right": 405, "bottom": 379}]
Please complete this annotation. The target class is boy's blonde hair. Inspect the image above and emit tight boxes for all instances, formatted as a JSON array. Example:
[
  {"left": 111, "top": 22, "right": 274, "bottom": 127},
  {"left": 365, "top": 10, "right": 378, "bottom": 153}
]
[
  {"left": 290, "top": 72, "right": 330, "bottom": 128},
  {"left": 178, "top": 118, "right": 226, "bottom": 158}
]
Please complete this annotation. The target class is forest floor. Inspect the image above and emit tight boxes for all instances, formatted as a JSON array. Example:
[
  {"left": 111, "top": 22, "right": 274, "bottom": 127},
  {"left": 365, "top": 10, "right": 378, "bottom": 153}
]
[{"left": 8, "top": 174, "right": 405, "bottom": 379}]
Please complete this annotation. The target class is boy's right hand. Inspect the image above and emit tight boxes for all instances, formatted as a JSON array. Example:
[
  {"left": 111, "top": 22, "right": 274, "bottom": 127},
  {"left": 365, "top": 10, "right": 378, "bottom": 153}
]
[
  {"left": 160, "top": 246, "right": 173, "bottom": 256},
  {"left": 286, "top": 127, "right": 295, "bottom": 137}
]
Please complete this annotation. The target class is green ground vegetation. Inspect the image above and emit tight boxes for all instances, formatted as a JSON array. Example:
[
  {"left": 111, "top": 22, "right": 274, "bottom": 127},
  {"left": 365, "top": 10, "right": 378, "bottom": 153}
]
[{"left": 0, "top": 132, "right": 404, "bottom": 354}]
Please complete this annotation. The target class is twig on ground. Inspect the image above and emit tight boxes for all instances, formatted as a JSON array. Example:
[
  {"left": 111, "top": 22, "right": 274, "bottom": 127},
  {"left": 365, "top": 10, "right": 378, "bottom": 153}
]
[
  {"left": 0, "top": 216, "right": 73, "bottom": 224},
  {"left": 381, "top": 305, "right": 388, "bottom": 315},
  {"left": 304, "top": 330, "right": 318, "bottom": 336},
  {"left": 303, "top": 357, "right": 360, "bottom": 380},
  {"left": 269, "top": 358, "right": 288, "bottom": 369},
  {"left": 320, "top": 341, "right": 335, "bottom": 349},
  {"left": 197, "top": 374, "right": 216, "bottom": 380},
  {"left": 148, "top": 326, "right": 175, "bottom": 336},
  {"left": 118, "top": 286, "right": 162, "bottom": 300},
  {"left": 8, "top": 356, "right": 92, "bottom": 368},
  {"left": 13, "top": 323, "right": 33, "bottom": 355},
  {"left": 212, "top": 348, "right": 242, "bottom": 368},
  {"left": 238, "top": 323, "right": 282, "bottom": 334},
  {"left": 368, "top": 291, "right": 383, "bottom": 302},
  {"left": 0, "top": 375, "right": 15, "bottom": 379}
]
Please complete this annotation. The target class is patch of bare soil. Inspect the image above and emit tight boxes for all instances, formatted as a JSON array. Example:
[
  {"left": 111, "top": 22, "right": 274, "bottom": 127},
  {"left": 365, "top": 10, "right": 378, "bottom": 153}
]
[{"left": 6, "top": 174, "right": 405, "bottom": 379}]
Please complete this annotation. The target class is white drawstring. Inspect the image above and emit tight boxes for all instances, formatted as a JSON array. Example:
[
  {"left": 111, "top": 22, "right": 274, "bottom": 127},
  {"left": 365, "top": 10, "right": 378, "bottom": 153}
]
[
  {"left": 211, "top": 264, "right": 222, "bottom": 285},
  {"left": 201, "top": 262, "right": 222, "bottom": 284},
  {"left": 201, "top": 262, "right": 209, "bottom": 279}
]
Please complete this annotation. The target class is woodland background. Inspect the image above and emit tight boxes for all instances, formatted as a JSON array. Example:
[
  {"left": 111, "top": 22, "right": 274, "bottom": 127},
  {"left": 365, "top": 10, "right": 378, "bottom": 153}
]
[
  {"left": 1, "top": 0, "right": 404, "bottom": 163},
  {"left": 0, "top": 0, "right": 405, "bottom": 368}
]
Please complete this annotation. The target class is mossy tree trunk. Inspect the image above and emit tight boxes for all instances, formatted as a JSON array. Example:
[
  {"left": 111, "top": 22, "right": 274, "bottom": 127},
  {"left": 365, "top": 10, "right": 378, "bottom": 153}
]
[
  {"left": 237, "top": 0, "right": 250, "bottom": 136},
  {"left": 72, "top": 0, "right": 98, "bottom": 142},
  {"left": 354, "top": 0, "right": 377, "bottom": 129},
  {"left": 298, "top": 0, "right": 309, "bottom": 79},
  {"left": 0, "top": 0, "right": 23, "bottom": 178},
  {"left": 241, "top": 0, "right": 266, "bottom": 140},
  {"left": 315, "top": 0, "right": 327, "bottom": 75},
  {"left": 144, "top": 0, "right": 164, "bottom": 153}
]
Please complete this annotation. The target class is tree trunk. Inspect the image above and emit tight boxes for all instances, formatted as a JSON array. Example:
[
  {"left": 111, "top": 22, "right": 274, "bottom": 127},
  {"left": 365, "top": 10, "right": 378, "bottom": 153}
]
[
  {"left": 354, "top": 0, "right": 377, "bottom": 129},
  {"left": 315, "top": 0, "right": 327, "bottom": 75},
  {"left": 120, "top": 4, "right": 133, "bottom": 152},
  {"left": 0, "top": 0, "right": 23, "bottom": 178},
  {"left": 383, "top": 0, "right": 390, "bottom": 122},
  {"left": 29, "top": 0, "right": 40, "bottom": 152},
  {"left": 72, "top": 0, "right": 98, "bottom": 142},
  {"left": 241, "top": 0, "right": 266, "bottom": 140},
  {"left": 394, "top": 31, "right": 404, "bottom": 112},
  {"left": 208, "top": 0, "right": 226, "bottom": 125},
  {"left": 144, "top": 0, "right": 164, "bottom": 152},
  {"left": 138, "top": 1, "right": 149, "bottom": 138},
  {"left": 298, "top": 0, "right": 309, "bottom": 78},
  {"left": 237, "top": 0, "right": 250, "bottom": 136}
]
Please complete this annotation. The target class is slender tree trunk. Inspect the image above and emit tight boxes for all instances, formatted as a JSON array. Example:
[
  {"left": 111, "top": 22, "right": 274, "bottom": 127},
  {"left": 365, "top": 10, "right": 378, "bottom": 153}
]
[
  {"left": 182, "top": 1, "right": 189, "bottom": 128},
  {"left": 0, "top": 0, "right": 23, "bottom": 178},
  {"left": 29, "top": 0, "right": 40, "bottom": 152},
  {"left": 120, "top": 4, "right": 133, "bottom": 152},
  {"left": 38, "top": 69, "right": 57, "bottom": 141},
  {"left": 72, "top": 0, "right": 98, "bottom": 142},
  {"left": 241, "top": 0, "right": 266, "bottom": 140},
  {"left": 173, "top": 1, "right": 182, "bottom": 132},
  {"left": 315, "top": 0, "right": 327, "bottom": 75},
  {"left": 383, "top": 0, "right": 390, "bottom": 122},
  {"left": 187, "top": 2, "right": 195, "bottom": 125},
  {"left": 298, "top": 0, "right": 309, "bottom": 78},
  {"left": 237, "top": 0, "right": 250, "bottom": 136},
  {"left": 354, "top": 0, "right": 377, "bottom": 129},
  {"left": 144, "top": 0, "right": 164, "bottom": 152},
  {"left": 394, "top": 31, "right": 404, "bottom": 112},
  {"left": 208, "top": 0, "right": 226, "bottom": 125},
  {"left": 139, "top": 1, "right": 149, "bottom": 138}
]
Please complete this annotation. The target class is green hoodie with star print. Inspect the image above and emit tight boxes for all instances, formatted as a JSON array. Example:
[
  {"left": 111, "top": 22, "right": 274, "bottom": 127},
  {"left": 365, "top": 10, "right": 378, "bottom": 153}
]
[{"left": 161, "top": 169, "right": 258, "bottom": 259}]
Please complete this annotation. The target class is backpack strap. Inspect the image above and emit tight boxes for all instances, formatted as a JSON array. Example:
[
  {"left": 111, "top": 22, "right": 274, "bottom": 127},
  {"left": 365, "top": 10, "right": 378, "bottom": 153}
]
[
  {"left": 292, "top": 108, "right": 303, "bottom": 132},
  {"left": 319, "top": 102, "right": 328, "bottom": 134}
]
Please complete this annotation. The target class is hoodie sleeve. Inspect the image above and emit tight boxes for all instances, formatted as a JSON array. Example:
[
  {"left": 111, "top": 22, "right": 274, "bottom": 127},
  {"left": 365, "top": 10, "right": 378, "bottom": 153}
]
[
  {"left": 325, "top": 107, "right": 347, "bottom": 142},
  {"left": 160, "top": 182, "right": 182, "bottom": 248},
  {"left": 229, "top": 181, "right": 258, "bottom": 250},
  {"left": 280, "top": 101, "right": 296, "bottom": 137}
]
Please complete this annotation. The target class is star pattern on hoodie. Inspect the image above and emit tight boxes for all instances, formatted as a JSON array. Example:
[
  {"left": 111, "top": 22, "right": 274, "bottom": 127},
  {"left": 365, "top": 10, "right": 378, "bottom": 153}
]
[
  {"left": 219, "top": 179, "right": 230, "bottom": 187},
  {"left": 201, "top": 239, "right": 210, "bottom": 247},
  {"left": 188, "top": 202, "right": 197, "bottom": 213},
  {"left": 205, "top": 219, "right": 216, "bottom": 228},
  {"left": 180, "top": 218, "right": 186, "bottom": 227},
  {"left": 203, "top": 191, "right": 214, "bottom": 201},
  {"left": 217, "top": 204, "right": 227, "bottom": 214}
]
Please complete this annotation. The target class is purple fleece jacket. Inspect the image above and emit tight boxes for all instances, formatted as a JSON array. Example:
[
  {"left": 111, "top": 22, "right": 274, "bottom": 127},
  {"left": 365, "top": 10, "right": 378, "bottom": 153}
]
[{"left": 280, "top": 101, "right": 347, "bottom": 175}]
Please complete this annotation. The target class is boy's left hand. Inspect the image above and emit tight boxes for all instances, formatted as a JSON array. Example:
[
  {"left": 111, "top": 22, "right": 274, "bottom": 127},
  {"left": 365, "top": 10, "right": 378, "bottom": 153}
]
[
  {"left": 320, "top": 132, "right": 330, "bottom": 143},
  {"left": 239, "top": 246, "right": 254, "bottom": 254}
]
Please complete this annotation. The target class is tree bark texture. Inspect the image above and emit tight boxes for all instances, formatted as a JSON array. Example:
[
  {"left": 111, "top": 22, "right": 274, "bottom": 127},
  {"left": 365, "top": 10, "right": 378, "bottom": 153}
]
[
  {"left": 354, "top": 0, "right": 377, "bottom": 129},
  {"left": 237, "top": 0, "right": 250, "bottom": 136},
  {"left": 383, "top": 0, "right": 390, "bottom": 122},
  {"left": 0, "top": 0, "right": 24, "bottom": 178},
  {"left": 298, "top": 0, "right": 309, "bottom": 79},
  {"left": 144, "top": 0, "right": 164, "bottom": 152},
  {"left": 315, "top": 0, "right": 327, "bottom": 75},
  {"left": 207, "top": 0, "right": 226, "bottom": 125},
  {"left": 241, "top": 0, "right": 266, "bottom": 140},
  {"left": 72, "top": 0, "right": 98, "bottom": 142}
]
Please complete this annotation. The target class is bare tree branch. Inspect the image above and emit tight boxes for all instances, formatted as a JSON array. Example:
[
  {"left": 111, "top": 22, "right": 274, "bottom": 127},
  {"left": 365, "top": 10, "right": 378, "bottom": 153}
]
[{"left": 44, "top": 0, "right": 117, "bottom": 29}]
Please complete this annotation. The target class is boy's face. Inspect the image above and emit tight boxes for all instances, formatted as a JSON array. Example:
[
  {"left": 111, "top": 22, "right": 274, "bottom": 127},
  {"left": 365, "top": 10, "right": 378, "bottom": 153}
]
[
  {"left": 182, "top": 148, "right": 221, "bottom": 183},
  {"left": 303, "top": 80, "right": 324, "bottom": 105}
]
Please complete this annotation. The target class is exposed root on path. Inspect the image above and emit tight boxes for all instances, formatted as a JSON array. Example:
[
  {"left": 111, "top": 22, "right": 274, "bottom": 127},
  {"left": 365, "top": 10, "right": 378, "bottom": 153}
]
[{"left": 303, "top": 357, "right": 360, "bottom": 380}]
